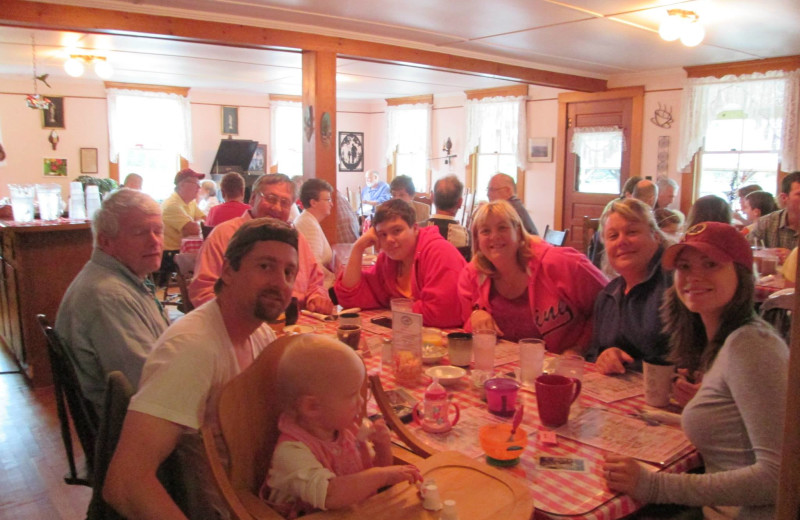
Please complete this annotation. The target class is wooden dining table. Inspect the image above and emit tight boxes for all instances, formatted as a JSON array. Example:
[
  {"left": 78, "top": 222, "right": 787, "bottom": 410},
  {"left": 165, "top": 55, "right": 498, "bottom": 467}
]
[{"left": 292, "top": 309, "right": 700, "bottom": 520}]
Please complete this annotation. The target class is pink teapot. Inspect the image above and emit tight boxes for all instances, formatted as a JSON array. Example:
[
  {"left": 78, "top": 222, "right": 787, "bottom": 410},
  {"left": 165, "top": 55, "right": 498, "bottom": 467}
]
[{"left": 413, "top": 378, "right": 460, "bottom": 433}]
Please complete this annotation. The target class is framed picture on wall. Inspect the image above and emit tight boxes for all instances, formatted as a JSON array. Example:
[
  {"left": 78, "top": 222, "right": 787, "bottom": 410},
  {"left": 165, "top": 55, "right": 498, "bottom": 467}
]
[
  {"left": 43, "top": 158, "right": 67, "bottom": 176},
  {"left": 338, "top": 131, "right": 364, "bottom": 172},
  {"left": 221, "top": 106, "right": 238, "bottom": 135},
  {"left": 80, "top": 148, "right": 98, "bottom": 173},
  {"left": 528, "top": 137, "right": 553, "bottom": 163},
  {"left": 42, "top": 96, "right": 65, "bottom": 129},
  {"left": 248, "top": 144, "right": 267, "bottom": 172}
]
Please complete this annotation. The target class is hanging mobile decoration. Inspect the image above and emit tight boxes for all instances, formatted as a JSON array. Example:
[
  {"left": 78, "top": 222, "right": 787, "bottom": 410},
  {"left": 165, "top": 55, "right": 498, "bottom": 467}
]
[{"left": 26, "top": 34, "right": 53, "bottom": 110}]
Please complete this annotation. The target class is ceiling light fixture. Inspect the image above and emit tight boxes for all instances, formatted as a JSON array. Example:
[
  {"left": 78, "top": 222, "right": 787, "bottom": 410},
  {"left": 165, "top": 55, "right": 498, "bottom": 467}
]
[
  {"left": 659, "top": 9, "right": 705, "bottom": 47},
  {"left": 64, "top": 54, "right": 114, "bottom": 79}
]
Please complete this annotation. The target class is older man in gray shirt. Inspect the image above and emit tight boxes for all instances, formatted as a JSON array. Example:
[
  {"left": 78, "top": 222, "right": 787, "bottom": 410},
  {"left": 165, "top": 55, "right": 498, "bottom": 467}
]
[{"left": 56, "top": 189, "right": 169, "bottom": 412}]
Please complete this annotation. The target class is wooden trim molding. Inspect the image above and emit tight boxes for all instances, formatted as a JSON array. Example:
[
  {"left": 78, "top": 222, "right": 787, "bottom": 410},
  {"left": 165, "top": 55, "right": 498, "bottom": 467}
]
[
  {"left": 386, "top": 95, "right": 433, "bottom": 106},
  {"left": 466, "top": 85, "right": 528, "bottom": 100},
  {"left": 103, "top": 81, "right": 189, "bottom": 96},
  {"left": 0, "top": 0, "right": 606, "bottom": 92},
  {"left": 685, "top": 55, "right": 800, "bottom": 79},
  {"left": 269, "top": 94, "right": 301, "bottom": 102}
]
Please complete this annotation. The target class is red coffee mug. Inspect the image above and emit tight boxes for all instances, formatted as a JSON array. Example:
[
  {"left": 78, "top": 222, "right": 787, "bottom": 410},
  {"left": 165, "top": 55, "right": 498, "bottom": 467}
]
[{"left": 535, "top": 374, "right": 581, "bottom": 427}]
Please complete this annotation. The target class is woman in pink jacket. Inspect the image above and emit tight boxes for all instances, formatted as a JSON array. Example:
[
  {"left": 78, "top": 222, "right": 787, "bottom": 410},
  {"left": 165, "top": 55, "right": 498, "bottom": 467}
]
[{"left": 458, "top": 200, "right": 607, "bottom": 354}]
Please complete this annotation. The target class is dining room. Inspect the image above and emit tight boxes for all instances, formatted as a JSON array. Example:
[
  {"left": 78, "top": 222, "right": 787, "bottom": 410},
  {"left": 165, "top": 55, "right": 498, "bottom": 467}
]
[{"left": 1, "top": 0, "right": 800, "bottom": 518}]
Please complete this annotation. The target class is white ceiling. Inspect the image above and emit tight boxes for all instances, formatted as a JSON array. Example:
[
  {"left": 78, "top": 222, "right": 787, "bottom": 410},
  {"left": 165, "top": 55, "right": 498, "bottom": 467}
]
[{"left": 1, "top": 0, "right": 799, "bottom": 99}]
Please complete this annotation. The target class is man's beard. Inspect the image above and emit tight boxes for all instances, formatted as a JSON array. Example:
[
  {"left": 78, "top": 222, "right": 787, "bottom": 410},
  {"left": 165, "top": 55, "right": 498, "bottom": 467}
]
[{"left": 254, "top": 289, "right": 288, "bottom": 322}]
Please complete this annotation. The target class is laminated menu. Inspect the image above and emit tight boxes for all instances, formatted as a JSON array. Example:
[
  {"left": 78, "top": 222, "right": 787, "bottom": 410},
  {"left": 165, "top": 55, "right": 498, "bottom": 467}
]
[{"left": 555, "top": 406, "right": 692, "bottom": 465}]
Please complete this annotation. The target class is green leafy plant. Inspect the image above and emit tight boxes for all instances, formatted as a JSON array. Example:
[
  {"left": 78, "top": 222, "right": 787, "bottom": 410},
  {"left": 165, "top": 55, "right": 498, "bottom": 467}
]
[{"left": 73, "top": 175, "right": 119, "bottom": 197}]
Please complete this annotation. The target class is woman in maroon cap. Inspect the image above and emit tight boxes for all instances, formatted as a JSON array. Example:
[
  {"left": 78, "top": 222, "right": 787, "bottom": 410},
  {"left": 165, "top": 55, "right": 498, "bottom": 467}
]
[{"left": 604, "top": 222, "right": 788, "bottom": 519}]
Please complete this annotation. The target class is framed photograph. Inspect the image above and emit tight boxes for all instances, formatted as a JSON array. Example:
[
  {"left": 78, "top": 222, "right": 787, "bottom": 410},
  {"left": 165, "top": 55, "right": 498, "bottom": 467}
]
[
  {"left": 42, "top": 96, "right": 65, "bottom": 129},
  {"left": 248, "top": 144, "right": 267, "bottom": 172},
  {"left": 528, "top": 137, "right": 553, "bottom": 163},
  {"left": 80, "top": 148, "right": 98, "bottom": 173},
  {"left": 43, "top": 158, "right": 67, "bottom": 177},
  {"left": 221, "top": 106, "right": 238, "bottom": 135},
  {"left": 338, "top": 131, "right": 364, "bottom": 172}
]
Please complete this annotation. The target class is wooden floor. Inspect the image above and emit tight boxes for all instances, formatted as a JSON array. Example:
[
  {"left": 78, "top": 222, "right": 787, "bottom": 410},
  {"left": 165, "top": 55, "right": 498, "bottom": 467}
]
[{"left": 0, "top": 345, "right": 91, "bottom": 520}]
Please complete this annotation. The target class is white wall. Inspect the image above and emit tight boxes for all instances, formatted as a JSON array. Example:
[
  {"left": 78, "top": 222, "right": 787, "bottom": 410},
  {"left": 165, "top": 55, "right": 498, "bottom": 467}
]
[{"left": 0, "top": 69, "right": 692, "bottom": 221}]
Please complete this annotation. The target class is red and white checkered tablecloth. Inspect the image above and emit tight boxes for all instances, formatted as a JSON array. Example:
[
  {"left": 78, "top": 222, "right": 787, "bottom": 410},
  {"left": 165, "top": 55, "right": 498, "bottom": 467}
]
[
  {"left": 294, "top": 309, "right": 700, "bottom": 520},
  {"left": 180, "top": 236, "right": 204, "bottom": 254}
]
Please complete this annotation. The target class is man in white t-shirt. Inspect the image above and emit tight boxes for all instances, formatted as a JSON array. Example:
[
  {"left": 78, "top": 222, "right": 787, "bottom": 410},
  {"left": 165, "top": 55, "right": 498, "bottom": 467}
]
[
  {"left": 294, "top": 178, "right": 335, "bottom": 288},
  {"left": 104, "top": 217, "right": 299, "bottom": 520}
]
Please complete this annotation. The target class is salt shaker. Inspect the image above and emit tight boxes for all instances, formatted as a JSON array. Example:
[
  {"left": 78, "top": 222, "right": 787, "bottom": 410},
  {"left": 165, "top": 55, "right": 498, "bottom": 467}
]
[
  {"left": 421, "top": 482, "right": 442, "bottom": 511},
  {"left": 440, "top": 499, "right": 459, "bottom": 520}
]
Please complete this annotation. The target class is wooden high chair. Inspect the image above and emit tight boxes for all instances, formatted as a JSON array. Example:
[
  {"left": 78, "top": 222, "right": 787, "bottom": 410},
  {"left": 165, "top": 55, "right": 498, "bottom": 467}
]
[{"left": 203, "top": 335, "right": 531, "bottom": 520}]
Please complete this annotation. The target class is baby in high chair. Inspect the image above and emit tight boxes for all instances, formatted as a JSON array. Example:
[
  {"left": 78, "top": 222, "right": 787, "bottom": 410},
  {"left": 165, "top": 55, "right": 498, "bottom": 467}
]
[{"left": 261, "top": 335, "right": 421, "bottom": 517}]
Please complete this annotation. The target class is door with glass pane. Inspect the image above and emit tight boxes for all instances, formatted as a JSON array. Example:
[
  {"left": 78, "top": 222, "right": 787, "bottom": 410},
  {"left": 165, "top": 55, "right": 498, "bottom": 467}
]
[{"left": 563, "top": 97, "right": 634, "bottom": 251}]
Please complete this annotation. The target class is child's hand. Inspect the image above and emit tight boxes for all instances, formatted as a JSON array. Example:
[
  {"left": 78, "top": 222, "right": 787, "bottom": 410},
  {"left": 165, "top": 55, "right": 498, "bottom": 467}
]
[
  {"left": 369, "top": 419, "right": 392, "bottom": 447},
  {"left": 381, "top": 465, "right": 422, "bottom": 487}
]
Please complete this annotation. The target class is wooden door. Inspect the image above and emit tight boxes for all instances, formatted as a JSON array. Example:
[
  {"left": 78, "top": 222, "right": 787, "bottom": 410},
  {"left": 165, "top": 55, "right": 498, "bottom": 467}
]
[{"left": 556, "top": 87, "right": 643, "bottom": 252}]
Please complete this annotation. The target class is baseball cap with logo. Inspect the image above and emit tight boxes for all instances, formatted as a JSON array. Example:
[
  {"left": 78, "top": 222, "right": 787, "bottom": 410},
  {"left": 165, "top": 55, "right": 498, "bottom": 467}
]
[
  {"left": 174, "top": 168, "right": 204, "bottom": 185},
  {"left": 662, "top": 221, "right": 753, "bottom": 273}
]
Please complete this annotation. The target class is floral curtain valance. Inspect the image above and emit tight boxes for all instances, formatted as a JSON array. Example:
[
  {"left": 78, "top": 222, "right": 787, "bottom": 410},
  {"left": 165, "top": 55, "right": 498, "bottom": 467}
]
[{"left": 570, "top": 126, "right": 625, "bottom": 164}]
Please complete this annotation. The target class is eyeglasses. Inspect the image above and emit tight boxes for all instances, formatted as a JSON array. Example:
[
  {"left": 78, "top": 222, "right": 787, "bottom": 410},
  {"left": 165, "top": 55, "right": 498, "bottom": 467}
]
[
  {"left": 258, "top": 192, "right": 294, "bottom": 210},
  {"left": 487, "top": 186, "right": 508, "bottom": 193},
  {"left": 319, "top": 198, "right": 333, "bottom": 204}
]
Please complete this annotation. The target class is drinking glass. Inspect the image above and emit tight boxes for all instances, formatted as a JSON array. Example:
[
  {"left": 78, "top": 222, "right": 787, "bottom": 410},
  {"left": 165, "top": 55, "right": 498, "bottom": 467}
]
[
  {"left": 472, "top": 329, "right": 496, "bottom": 372},
  {"left": 518, "top": 338, "right": 545, "bottom": 387},
  {"left": 554, "top": 354, "right": 584, "bottom": 382}
]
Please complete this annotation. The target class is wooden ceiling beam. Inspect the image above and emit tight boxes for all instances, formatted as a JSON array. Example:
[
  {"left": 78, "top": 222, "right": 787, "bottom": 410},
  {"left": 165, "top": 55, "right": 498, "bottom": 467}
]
[{"left": 0, "top": 0, "right": 607, "bottom": 93}]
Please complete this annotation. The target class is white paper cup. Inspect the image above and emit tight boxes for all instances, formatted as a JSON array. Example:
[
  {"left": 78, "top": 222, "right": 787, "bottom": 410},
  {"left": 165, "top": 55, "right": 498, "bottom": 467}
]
[{"left": 643, "top": 360, "right": 675, "bottom": 407}]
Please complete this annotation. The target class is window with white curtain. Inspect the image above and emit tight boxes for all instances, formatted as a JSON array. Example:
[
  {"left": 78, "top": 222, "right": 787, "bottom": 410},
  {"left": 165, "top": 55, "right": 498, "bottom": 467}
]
[
  {"left": 385, "top": 104, "right": 431, "bottom": 193},
  {"left": 465, "top": 96, "right": 526, "bottom": 201},
  {"left": 680, "top": 70, "right": 800, "bottom": 204},
  {"left": 571, "top": 127, "right": 625, "bottom": 195},
  {"left": 270, "top": 100, "right": 303, "bottom": 178},
  {"left": 107, "top": 88, "right": 192, "bottom": 201}
]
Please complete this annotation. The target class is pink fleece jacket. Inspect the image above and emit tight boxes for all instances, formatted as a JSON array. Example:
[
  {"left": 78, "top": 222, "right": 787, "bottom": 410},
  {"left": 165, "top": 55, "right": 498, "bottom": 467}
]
[
  {"left": 334, "top": 226, "right": 466, "bottom": 328},
  {"left": 188, "top": 212, "right": 327, "bottom": 308},
  {"left": 457, "top": 239, "right": 607, "bottom": 354}
]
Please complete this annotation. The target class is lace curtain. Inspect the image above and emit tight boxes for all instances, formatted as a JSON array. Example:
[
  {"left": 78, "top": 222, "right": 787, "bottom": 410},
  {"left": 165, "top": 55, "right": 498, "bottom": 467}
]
[
  {"left": 270, "top": 99, "right": 301, "bottom": 169},
  {"left": 385, "top": 103, "right": 431, "bottom": 164},
  {"left": 679, "top": 69, "right": 800, "bottom": 172},
  {"left": 570, "top": 126, "right": 625, "bottom": 160},
  {"left": 465, "top": 95, "right": 526, "bottom": 169},
  {"left": 106, "top": 88, "right": 192, "bottom": 163}
]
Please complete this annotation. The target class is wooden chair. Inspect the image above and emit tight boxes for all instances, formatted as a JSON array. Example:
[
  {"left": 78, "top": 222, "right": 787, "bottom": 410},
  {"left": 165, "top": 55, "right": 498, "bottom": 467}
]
[
  {"left": 86, "top": 371, "right": 133, "bottom": 520},
  {"left": 201, "top": 223, "right": 215, "bottom": 239},
  {"left": 36, "top": 313, "right": 99, "bottom": 487},
  {"left": 543, "top": 225, "right": 569, "bottom": 247},
  {"left": 582, "top": 216, "right": 601, "bottom": 256},
  {"left": 173, "top": 253, "right": 197, "bottom": 314},
  {"left": 368, "top": 374, "right": 437, "bottom": 460},
  {"left": 201, "top": 335, "right": 294, "bottom": 520},
  {"left": 461, "top": 189, "right": 477, "bottom": 231},
  {"left": 761, "top": 289, "right": 794, "bottom": 345},
  {"left": 203, "top": 336, "right": 433, "bottom": 520}
]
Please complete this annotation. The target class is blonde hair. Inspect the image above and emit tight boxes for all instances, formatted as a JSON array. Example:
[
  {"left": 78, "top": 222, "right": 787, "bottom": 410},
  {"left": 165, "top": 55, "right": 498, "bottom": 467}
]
[
  {"left": 470, "top": 200, "right": 534, "bottom": 275},
  {"left": 601, "top": 198, "right": 665, "bottom": 243},
  {"left": 276, "top": 335, "right": 364, "bottom": 411}
]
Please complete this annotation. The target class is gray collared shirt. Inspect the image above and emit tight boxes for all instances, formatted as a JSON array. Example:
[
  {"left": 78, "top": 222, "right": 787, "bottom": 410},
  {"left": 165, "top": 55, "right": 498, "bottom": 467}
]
[
  {"left": 55, "top": 249, "right": 169, "bottom": 413},
  {"left": 750, "top": 209, "right": 799, "bottom": 250}
]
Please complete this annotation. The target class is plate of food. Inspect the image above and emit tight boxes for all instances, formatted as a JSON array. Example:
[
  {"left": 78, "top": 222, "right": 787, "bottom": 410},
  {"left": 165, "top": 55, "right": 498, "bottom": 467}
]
[
  {"left": 283, "top": 324, "right": 317, "bottom": 335},
  {"left": 425, "top": 365, "right": 466, "bottom": 386}
]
